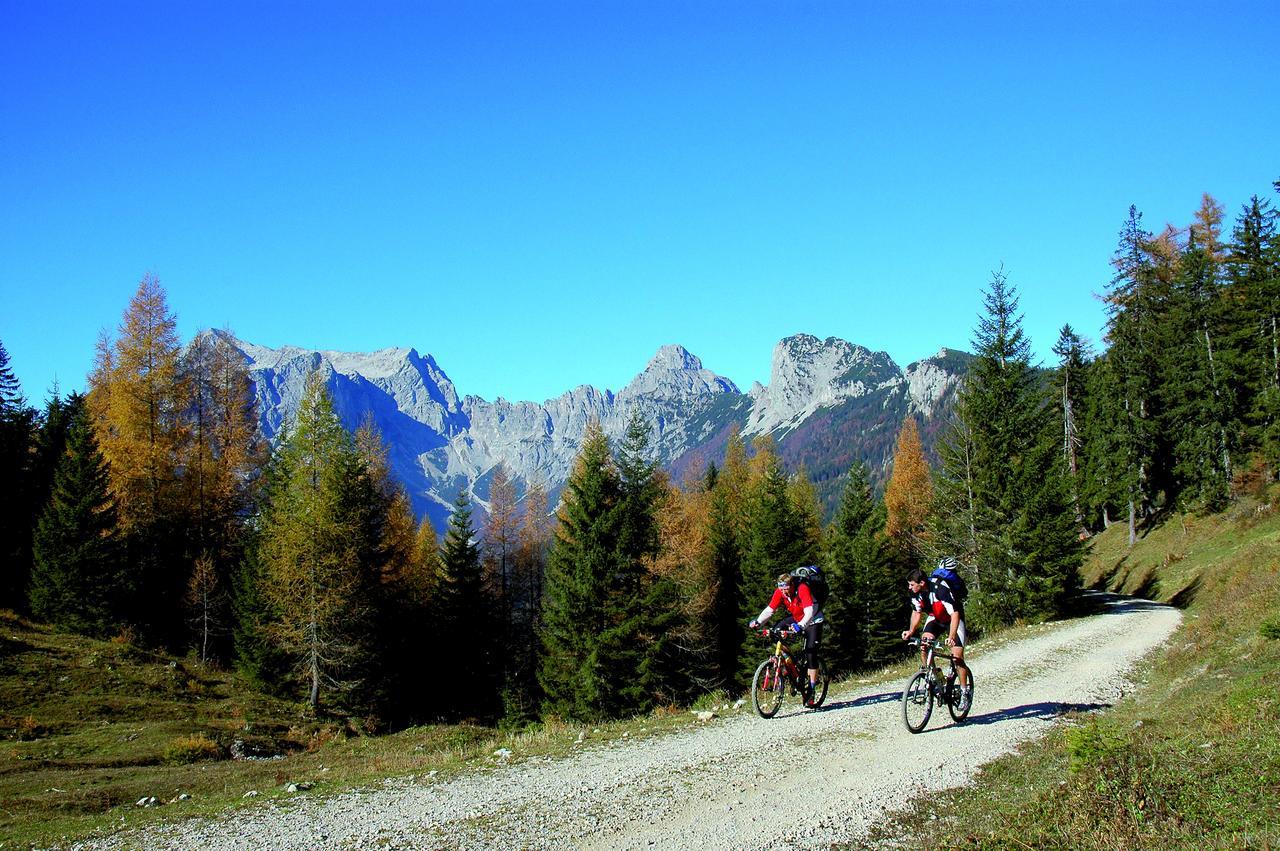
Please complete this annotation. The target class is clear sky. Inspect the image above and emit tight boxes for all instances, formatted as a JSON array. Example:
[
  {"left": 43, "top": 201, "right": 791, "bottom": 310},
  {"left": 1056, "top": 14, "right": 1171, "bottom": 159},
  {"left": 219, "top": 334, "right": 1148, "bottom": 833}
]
[{"left": 2, "top": 1, "right": 1278, "bottom": 406}]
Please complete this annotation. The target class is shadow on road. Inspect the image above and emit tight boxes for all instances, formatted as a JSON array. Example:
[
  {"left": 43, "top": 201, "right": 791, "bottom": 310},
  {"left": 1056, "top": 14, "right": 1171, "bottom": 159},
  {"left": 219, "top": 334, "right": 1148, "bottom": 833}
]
[
  {"left": 916, "top": 699, "right": 1114, "bottom": 733},
  {"left": 1076, "top": 589, "right": 1171, "bottom": 615},
  {"left": 809, "top": 690, "right": 900, "bottom": 714}
]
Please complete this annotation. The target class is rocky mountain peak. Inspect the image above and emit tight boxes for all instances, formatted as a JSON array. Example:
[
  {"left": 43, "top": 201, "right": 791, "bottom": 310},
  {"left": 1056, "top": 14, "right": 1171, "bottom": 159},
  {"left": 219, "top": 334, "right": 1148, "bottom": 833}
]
[{"left": 744, "top": 334, "right": 900, "bottom": 436}]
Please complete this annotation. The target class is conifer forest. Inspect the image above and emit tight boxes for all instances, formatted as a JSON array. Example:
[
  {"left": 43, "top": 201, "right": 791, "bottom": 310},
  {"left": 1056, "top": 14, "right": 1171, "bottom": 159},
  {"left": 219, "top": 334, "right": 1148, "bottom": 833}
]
[{"left": 2, "top": 182, "right": 1278, "bottom": 728}]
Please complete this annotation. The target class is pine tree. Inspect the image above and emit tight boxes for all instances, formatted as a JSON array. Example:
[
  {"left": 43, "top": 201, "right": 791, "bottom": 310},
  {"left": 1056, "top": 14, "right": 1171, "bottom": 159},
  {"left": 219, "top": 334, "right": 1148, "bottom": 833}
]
[{"left": 29, "top": 409, "right": 125, "bottom": 636}]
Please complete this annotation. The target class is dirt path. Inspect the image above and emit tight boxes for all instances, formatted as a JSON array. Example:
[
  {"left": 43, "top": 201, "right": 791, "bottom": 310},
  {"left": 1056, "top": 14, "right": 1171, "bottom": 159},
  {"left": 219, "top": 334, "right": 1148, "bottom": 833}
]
[{"left": 85, "top": 595, "right": 1179, "bottom": 850}]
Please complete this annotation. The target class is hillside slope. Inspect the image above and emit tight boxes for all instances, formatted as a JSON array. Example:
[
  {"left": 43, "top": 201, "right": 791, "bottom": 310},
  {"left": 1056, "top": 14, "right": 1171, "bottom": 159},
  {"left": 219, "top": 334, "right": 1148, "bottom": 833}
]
[{"left": 871, "top": 499, "right": 1280, "bottom": 848}]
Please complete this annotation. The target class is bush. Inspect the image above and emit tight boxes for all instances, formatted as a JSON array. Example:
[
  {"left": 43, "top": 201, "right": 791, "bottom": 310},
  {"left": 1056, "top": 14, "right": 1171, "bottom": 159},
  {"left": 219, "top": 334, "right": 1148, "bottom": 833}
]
[
  {"left": 1260, "top": 617, "right": 1280, "bottom": 640},
  {"left": 162, "top": 734, "right": 223, "bottom": 764}
]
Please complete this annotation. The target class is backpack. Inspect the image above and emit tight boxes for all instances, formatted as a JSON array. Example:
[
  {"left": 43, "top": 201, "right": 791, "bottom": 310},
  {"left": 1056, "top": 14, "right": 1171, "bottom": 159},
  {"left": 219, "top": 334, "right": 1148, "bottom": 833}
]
[
  {"left": 791, "top": 565, "right": 829, "bottom": 609},
  {"left": 930, "top": 565, "right": 968, "bottom": 608}
]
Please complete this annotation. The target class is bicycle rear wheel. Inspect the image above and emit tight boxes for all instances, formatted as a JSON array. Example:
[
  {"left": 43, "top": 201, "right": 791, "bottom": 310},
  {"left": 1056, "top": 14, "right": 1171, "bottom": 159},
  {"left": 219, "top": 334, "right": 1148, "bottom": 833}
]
[
  {"left": 752, "top": 658, "right": 784, "bottom": 718},
  {"left": 948, "top": 668, "right": 975, "bottom": 723},
  {"left": 901, "top": 671, "right": 933, "bottom": 733},
  {"left": 810, "top": 673, "right": 830, "bottom": 708}
]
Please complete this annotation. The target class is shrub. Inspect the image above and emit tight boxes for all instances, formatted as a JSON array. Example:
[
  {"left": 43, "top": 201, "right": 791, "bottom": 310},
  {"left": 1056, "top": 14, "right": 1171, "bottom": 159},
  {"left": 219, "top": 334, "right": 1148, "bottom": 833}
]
[
  {"left": 162, "top": 734, "right": 223, "bottom": 764},
  {"left": 1260, "top": 617, "right": 1280, "bottom": 640}
]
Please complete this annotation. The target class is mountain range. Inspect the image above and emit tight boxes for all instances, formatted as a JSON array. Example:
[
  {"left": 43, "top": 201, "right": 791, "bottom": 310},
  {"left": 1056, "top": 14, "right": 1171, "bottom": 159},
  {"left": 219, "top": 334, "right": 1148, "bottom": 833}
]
[{"left": 210, "top": 330, "right": 970, "bottom": 530}]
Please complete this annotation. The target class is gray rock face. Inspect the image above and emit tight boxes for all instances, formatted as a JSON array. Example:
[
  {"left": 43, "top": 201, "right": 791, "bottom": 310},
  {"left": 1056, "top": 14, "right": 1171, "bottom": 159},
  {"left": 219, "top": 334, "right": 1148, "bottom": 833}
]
[
  {"left": 743, "top": 335, "right": 902, "bottom": 438},
  {"left": 215, "top": 331, "right": 967, "bottom": 530}
]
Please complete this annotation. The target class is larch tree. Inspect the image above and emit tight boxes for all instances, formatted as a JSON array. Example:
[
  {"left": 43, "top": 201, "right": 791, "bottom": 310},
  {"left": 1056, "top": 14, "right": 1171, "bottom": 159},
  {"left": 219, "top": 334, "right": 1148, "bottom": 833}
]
[
  {"left": 256, "top": 375, "right": 379, "bottom": 710},
  {"left": 884, "top": 416, "right": 933, "bottom": 564},
  {"left": 87, "top": 274, "right": 190, "bottom": 641}
]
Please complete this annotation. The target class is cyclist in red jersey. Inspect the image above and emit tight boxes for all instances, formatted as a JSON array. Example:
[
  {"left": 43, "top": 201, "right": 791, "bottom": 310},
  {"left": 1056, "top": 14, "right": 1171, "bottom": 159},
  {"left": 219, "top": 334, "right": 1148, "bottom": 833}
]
[
  {"left": 901, "top": 567, "right": 971, "bottom": 707},
  {"left": 749, "top": 572, "right": 824, "bottom": 705}
]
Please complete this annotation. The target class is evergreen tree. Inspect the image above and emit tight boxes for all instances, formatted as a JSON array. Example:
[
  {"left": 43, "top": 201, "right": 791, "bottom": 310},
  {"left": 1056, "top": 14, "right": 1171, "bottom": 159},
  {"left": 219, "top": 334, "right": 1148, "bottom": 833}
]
[
  {"left": 539, "top": 422, "right": 622, "bottom": 721},
  {"left": 935, "top": 270, "right": 1081, "bottom": 626},
  {"left": 736, "top": 441, "right": 814, "bottom": 682},
  {"left": 1104, "top": 208, "right": 1165, "bottom": 543},
  {"left": 0, "top": 339, "right": 36, "bottom": 611},
  {"left": 438, "top": 487, "right": 497, "bottom": 720},
  {"left": 29, "top": 409, "right": 125, "bottom": 636},
  {"left": 823, "top": 463, "right": 899, "bottom": 674},
  {"left": 707, "top": 479, "right": 744, "bottom": 692},
  {"left": 1226, "top": 195, "right": 1280, "bottom": 469},
  {"left": 1164, "top": 222, "right": 1237, "bottom": 509},
  {"left": 1051, "top": 325, "right": 1091, "bottom": 531}
]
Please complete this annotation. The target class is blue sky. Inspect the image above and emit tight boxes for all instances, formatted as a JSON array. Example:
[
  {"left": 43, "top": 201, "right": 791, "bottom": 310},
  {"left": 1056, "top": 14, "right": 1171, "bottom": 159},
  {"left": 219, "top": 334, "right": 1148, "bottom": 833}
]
[{"left": 2, "top": 1, "right": 1278, "bottom": 405}]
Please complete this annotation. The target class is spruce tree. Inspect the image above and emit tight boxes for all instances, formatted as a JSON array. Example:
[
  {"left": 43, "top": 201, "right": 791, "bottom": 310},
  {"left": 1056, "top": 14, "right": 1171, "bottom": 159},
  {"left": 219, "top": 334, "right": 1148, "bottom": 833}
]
[
  {"left": 1104, "top": 208, "right": 1165, "bottom": 543},
  {"left": 1051, "top": 326, "right": 1090, "bottom": 531},
  {"left": 539, "top": 422, "right": 622, "bottom": 721},
  {"left": 823, "top": 463, "right": 899, "bottom": 674},
  {"left": 438, "top": 488, "right": 497, "bottom": 720},
  {"left": 936, "top": 270, "right": 1082, "bottom": 626},
  {"left": 29, "top": 409, "right": 126, "bottom": 636},
  {"left": 707, "top": 480, "right": 744, "bottom": 692},
  {"left": 0, "top": 339, "right": 36, "bottom": 611}
]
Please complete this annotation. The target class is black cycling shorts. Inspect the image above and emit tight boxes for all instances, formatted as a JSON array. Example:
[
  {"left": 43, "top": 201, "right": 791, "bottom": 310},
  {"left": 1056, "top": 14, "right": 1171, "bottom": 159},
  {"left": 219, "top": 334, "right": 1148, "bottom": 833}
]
[{"left": 779, "top": 618, "right": 823, "bottom": 669}]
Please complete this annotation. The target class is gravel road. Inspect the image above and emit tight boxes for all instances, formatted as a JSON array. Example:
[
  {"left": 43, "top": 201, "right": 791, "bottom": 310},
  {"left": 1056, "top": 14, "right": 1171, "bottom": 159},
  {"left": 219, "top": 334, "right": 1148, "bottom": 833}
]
[{"left": 80, "top": 595, "right": 1179, "bottom": 850}]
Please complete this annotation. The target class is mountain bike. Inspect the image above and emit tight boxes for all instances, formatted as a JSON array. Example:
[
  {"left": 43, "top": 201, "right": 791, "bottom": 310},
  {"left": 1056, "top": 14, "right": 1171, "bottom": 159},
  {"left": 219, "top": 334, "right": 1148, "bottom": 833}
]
[
  {"left": 901, "top": 636, "right": 975, "bottom": 733},
  {"left": 751, "top": 626, "right": 830, "bottom": 718}
]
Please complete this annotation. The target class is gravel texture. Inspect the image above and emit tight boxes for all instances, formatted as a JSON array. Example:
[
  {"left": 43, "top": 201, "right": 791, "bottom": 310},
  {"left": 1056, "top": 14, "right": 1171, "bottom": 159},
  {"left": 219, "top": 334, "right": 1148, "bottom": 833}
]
[{"left": 77, "top": 595, "right": 1179, "bottom": 850}]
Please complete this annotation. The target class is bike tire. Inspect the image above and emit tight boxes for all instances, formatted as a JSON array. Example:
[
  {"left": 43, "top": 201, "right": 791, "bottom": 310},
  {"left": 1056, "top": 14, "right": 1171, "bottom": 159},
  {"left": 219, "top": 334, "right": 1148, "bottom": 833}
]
[
  {"left": 811, "top": 673, "right": 830, "bottom": 708},
  {"left": 948, "top": 668, "right": 975, "bottom": 723},
  {"left": 752, "top": 658, "right": 784, "bottom": 719},
  {"left": 902, "top": 671, "right": 933, "bottom": 733}
]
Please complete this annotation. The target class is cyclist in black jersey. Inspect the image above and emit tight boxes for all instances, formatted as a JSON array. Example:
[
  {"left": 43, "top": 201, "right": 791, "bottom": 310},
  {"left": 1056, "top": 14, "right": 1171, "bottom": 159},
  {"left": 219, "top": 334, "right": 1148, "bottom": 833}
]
[{"left": 901, "top": 567, "right": 971, "bottom": 708}]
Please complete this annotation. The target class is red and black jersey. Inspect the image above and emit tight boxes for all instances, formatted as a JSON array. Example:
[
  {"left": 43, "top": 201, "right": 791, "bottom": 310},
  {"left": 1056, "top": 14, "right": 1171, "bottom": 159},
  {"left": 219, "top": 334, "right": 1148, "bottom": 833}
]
[
  {"left": 768, "top": 582, "right": 815, "bottom": 622},
  {"left": 911, "top": 580, "right": 959, "bottom": 623}
]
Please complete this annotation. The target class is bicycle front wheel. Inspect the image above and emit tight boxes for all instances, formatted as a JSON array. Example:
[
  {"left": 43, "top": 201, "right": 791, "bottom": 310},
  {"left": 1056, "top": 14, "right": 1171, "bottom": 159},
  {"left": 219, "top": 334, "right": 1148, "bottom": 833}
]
[
  {"left": 752, "top": 658, "right": 784, "bottom": 719},
  {"left": 902, "top": 671, "right": 933, "bottom": 733},
  {"left": 948, "top": 668, "right": 975, "bottom": 723}
]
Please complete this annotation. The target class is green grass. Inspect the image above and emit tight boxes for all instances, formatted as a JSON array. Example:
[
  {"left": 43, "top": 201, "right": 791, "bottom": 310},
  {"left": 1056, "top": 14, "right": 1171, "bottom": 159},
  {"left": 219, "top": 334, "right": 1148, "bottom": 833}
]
[
  {"left": 867, "top": 495, "right": 1280, "bottom": 849},
  {"left": 0, "top": 613, "right": 745, "bottom": 848}
]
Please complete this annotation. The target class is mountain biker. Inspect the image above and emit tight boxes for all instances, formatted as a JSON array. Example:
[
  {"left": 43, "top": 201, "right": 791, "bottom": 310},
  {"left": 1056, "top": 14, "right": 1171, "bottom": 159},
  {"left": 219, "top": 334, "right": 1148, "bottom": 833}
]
[
  {"left": 901, "top": 563, "right": 971, "bottom": 708},
  {"left": 749, "top": 572, "right": 823, "bottom": 706}
]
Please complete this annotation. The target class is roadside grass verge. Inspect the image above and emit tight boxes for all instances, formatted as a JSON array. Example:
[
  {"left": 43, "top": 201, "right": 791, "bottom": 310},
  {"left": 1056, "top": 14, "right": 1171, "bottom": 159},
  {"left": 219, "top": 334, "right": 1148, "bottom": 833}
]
[
  {"left": 0, "top": 613, "right": 757, "bottom": 848},
  {"left": 867, "top": 497, "right": 1280, "bottom": 849}
]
